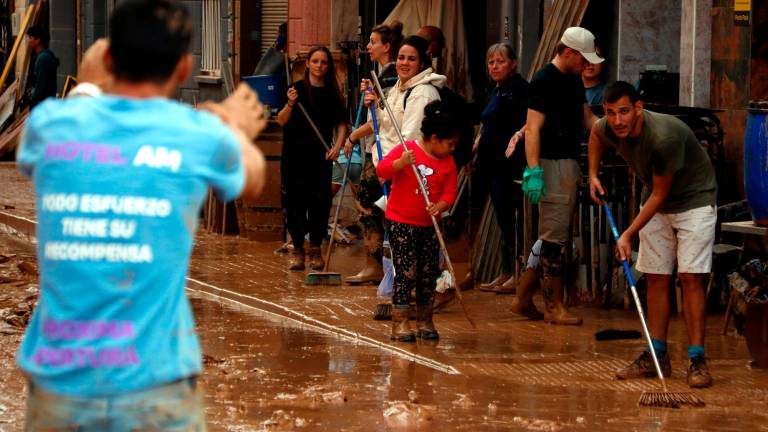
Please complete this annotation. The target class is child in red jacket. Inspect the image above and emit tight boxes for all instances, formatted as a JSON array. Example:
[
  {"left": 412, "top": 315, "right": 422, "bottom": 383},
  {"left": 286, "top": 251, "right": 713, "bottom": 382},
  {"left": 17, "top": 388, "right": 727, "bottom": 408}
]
[{"left": 376, "top": 101, "right": 459, "bottom": 342}]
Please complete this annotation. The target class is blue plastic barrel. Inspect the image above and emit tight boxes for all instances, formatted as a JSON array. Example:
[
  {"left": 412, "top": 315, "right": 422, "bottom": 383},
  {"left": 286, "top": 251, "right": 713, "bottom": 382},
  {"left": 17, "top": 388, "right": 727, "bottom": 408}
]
[
  {"left": 242, "top": 75, "right": 286, "bottom": 117},
  {"left": 744, "top": 109, "right": 768, "bottom": 226}
]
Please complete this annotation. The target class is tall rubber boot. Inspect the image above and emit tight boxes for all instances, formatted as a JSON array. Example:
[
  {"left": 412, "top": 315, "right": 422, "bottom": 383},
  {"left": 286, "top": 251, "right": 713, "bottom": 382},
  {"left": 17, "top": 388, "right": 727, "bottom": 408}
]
[
  {"left": 307, "top": 245, "right": 324, "bottom": 270},
  {"left": 509, "top": 267, "right": 543, "bottom": 320},
  {"left": 543, "top": 276, "right": 582, "bottom": 325},
  {"left": 345, "top": 231, "right": 383, "bottom": 284},
  {"left": 391, "top": 306, "right": 416, "bottom": 342},
  {"left": 416, "top": 303, "right": 439, "bottom": 340},
  {"left": 288, "top": 248, "right": 305, "bottom": 271}
]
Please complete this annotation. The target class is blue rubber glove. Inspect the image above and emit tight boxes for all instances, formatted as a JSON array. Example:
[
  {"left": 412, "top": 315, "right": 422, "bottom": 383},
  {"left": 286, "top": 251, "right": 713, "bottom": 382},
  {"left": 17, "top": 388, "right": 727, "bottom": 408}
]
[{"left": 522, "top": 166, "right": 545, "bottom": 204}]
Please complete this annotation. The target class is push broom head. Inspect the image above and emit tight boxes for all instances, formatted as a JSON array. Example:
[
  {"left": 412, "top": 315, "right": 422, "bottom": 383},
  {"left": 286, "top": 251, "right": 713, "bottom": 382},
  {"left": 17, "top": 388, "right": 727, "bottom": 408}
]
[
  {"left": 305, "top": 272, "right": 342, "bottom": 286},
  {"left": 638, "top": 391, "right": 705, "bottom": 408}
]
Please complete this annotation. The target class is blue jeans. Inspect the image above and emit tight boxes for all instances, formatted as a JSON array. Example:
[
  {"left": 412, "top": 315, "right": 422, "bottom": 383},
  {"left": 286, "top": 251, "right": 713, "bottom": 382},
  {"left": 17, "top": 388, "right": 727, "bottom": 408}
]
[{"left": 25, "top": 377, "right": 206, "bottom": 431}]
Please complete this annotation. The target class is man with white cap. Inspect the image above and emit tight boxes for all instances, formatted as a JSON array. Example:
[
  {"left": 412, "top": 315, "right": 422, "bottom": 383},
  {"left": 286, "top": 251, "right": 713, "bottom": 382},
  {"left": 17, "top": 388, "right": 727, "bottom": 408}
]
[{"left": 510, "top": 27, "right": 602, "bottom": 325}]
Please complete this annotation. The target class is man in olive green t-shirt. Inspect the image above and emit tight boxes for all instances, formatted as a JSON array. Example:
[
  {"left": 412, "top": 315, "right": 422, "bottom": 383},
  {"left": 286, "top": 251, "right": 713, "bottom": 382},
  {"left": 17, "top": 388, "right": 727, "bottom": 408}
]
[{"left": 588, "top": 81, "right": 716, "bottom": 389}]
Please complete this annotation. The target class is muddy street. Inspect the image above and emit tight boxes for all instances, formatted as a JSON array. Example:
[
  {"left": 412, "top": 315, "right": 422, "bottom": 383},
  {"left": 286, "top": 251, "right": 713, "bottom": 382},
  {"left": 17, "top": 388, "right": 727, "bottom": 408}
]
[{"left": 0, "top": 159, "right": 767, "bottom": 430}]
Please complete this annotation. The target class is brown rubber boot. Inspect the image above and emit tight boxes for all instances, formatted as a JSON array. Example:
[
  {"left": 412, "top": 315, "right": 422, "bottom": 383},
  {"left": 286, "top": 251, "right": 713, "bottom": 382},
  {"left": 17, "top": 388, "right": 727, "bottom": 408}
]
[
  {"left": 391, "top": 306, "right": 416, "bottom": 342},
  {"left": 509, "top": 268, "right": 543, "bottom": 320},
  {"left": 345, "top": 254, "right": 383, "bottom": 284},
  {"left": 543, "top": 276, "right": 582, "bottom": 325},
  {"left": 416, "top": 303, "right": 439, "bottom": 340},
  {"left": 307, "top": 246, "right": 324, "bottom": 270},
  {"left": 478, "top": 273, "right": 512, "bottom": 292},
  {"left": 345, "top": 231, "right": 384, "bottom": 284},
  {"left": 288, "top": 249, "right": 305, "bottom": 271}
]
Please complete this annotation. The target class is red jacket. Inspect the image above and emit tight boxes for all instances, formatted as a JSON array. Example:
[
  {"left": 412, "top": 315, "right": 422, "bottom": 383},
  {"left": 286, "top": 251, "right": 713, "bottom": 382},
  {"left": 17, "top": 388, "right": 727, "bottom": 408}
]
[{"left": 376, "top": 141, "right": 458, "bottom": 227}]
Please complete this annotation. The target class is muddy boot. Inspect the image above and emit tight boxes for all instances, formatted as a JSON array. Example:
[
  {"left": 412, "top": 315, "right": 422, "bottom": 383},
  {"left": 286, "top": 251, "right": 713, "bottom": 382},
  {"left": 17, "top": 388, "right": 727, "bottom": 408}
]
[
  {"left": 509, "top": 268, "right": 543, "bottom": 320},
  {"left": 288, "top": 249, "right": 305, "bottom": 271},
  {"left": 391, "top": 306, "right": 416, "bottom": 342},
  {"left": 686, "top": 356, "right": 713, "bottom": 388},
  {"left": 307, "top": 246, "right": 324, "bottom": 270},
  {"left": 542, "top": 276, "right": 582, "bottom": 325},
  {"left": 416, "top": 303, "right": 439, "bottom": 340},
  {"left": 616, "top": 351, "right": 672, "bottom": 380},
  {"left": 345, "top": 254, "right": 383, "bottom": 284}
]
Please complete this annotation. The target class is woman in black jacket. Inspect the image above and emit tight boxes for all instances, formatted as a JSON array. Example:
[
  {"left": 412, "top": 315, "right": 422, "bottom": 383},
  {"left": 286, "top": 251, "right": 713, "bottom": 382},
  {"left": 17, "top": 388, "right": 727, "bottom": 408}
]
[{"left": 473, "top": 42, "right": 529, "bottom": 294}]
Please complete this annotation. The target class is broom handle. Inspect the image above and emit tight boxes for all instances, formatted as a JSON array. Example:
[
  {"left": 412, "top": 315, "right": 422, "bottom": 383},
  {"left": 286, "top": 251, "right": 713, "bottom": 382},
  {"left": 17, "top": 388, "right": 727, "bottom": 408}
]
[
  {"left": 323, "top": 94, "right": 366, "bottom": 272},
  {"left": 603, "top": 200, "right": 669, "bottom": 392},
  {"left": 369, "top": 73, "right": 475, "bottom": 328}
]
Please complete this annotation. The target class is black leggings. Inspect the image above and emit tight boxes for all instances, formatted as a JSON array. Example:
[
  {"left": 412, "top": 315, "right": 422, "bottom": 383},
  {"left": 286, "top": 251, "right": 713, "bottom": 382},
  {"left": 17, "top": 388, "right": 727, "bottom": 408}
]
[
  {"left": 283, "top": 182, "right": 332, "bottom": 250},
  {"left": 389, "top": 221, "right": 441, "bottom": 307}
]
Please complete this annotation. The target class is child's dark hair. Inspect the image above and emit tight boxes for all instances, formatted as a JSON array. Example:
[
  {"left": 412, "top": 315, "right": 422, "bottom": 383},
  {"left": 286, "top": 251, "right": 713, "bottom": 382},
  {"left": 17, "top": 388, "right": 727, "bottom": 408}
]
[
  {"left": 604, "top": 80, "right": 640, "bottom": 104},
  {"left": 371, "top": 21, "right": 404, "bottom": 63},
  {"left": 109, "top": 0, "right": 193, "bottom": 83},
  {"left": 420, "top": 100, "right": 461, "bottom": 139},
  {"left": 27, "top": 26, "right": 50, "bottom": 48}
]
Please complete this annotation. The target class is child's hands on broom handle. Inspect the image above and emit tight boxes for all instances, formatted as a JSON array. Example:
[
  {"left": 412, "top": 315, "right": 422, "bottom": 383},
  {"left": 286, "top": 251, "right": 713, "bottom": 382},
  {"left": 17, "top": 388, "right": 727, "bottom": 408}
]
[
  {"left": 427, "top": 201, "right": 448, "bottom": 217},
  {"left": 393, "top": 149, "right": 415, "bottom": 171}
]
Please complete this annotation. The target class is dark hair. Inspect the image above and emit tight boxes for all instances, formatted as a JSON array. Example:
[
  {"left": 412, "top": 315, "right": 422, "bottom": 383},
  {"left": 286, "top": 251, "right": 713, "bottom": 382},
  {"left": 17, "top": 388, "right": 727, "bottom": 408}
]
[
  {"left": 109, "top": 0, "right": 193, "bottom": 83},
  {"left": 27, "top": 26, "right": 49, "bottom": 47},
  {"left": 303, "top": 46, "right": 343, "bottom": 107},
  {"left": 371, "top": 21, "right": 404, "bottom": 63},
  {"left": 604, "top": 81, "right": 640, "bottom": 104},
  {"left": 399, "top": 35, "right": 430, "bottom": 71},
  {"left": 420, "top": 100, "right": 461, "bottom": 139},
  {"left": 555, "top": 42, "right": 569, "bottom": 55}
]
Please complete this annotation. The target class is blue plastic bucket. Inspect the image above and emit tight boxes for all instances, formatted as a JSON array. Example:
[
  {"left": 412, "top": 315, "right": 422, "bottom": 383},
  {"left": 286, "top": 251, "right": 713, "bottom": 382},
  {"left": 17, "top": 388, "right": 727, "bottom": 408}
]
[
  {"left": 744, "top": 109, "right": 768, "bottom": 226},
  {"left": 243, "top": 75, "right": 286, "bottom": 117}
]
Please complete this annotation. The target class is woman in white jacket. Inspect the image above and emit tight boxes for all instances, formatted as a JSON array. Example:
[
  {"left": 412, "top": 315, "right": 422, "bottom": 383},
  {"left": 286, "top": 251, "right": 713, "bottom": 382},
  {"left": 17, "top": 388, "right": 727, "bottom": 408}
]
[{"left": 347, "top": 35, "right": 447, "bottom": 164}]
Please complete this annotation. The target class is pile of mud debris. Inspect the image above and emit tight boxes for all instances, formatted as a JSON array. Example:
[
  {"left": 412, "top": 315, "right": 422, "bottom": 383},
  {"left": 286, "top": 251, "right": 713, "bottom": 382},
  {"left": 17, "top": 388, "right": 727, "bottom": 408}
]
[{"left": 0, "top": 252, "right": 39, "bottom": 336}]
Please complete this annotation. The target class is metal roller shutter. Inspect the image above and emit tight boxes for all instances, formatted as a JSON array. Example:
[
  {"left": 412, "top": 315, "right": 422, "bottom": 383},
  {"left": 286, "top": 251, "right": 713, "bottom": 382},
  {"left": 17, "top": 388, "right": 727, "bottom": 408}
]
[{"left": 261, "top": 0, "right": 287, "bottom": 55}]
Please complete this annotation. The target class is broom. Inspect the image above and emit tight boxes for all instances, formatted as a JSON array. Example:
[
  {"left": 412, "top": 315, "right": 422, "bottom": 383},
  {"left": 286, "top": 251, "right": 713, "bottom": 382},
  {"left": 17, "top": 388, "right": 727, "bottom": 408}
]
[
  {"left": 306, "top": 94, "right": 366, "bottom": 285},
  {"left": 602, "top": 199, "right": 704, "bottom": 408},
  {"left": 370, "top": 72, "right": 475, "bottom": 328}
]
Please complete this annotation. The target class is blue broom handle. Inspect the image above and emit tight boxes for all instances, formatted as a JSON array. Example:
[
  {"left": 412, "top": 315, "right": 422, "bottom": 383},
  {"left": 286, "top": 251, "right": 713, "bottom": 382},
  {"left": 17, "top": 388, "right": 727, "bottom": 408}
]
[
  {"left": 369, "top": 103, "right": 389, "bottom": 197},
  {"left": 602, "top": 200, "right": 669, "bottom": 390}
]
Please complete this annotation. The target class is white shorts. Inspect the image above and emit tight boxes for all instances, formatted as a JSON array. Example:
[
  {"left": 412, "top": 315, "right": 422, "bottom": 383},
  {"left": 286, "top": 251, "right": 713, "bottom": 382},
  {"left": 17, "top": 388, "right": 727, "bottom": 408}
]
[{"left": 636, "top": 205, "right": 716, "bottom": 275}]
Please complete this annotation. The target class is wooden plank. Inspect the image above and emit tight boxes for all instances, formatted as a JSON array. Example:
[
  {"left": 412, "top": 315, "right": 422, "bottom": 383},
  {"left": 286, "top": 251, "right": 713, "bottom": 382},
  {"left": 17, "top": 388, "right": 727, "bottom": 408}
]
[{"left": 0, "top": 5, "right": 35, "bottom": 91}]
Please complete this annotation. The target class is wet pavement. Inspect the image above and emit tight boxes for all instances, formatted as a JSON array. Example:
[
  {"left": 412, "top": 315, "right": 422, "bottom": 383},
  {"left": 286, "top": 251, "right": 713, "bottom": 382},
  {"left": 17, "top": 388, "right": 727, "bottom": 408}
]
[{"left": 0, "top": 163, "right": 767, "bottom": 430}]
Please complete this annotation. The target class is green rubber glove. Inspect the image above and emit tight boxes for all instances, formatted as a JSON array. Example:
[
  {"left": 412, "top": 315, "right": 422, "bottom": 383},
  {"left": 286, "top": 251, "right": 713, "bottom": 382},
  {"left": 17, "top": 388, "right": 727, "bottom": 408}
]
[{"left": 522, "top": 166, "right": 545, "bottom": 204}]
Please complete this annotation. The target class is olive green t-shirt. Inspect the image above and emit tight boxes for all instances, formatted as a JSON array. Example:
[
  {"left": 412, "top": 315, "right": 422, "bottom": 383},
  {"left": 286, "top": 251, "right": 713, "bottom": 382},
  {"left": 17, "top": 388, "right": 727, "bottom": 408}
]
[{"left": 596, "top": 110, "right": 716, "bottom": 213}]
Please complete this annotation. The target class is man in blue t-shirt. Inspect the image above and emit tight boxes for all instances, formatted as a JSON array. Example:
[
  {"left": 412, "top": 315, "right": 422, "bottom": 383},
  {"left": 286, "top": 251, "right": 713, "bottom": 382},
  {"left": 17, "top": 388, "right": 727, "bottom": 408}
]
[{"left": 17, "top": 1, "right": 267, "bottom": 429}]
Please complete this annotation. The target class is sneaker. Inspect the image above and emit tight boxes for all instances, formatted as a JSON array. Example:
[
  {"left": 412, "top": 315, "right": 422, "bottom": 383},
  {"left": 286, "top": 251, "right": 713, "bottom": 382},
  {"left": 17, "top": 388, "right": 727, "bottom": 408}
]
[
  {"left": 616, "top": 351, "right": 672, "bottom": 380},
  {"left": 686, "top": 356, "right": 713, "bottom": 388}
]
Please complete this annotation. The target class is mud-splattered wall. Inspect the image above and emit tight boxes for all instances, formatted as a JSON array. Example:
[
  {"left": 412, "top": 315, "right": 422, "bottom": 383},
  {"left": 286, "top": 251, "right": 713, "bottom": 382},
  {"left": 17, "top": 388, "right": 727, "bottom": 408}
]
[
  {"left": 711, "top": 0, "right": 751, "bottom": 202},
  {"left": 617, "top": 0, "right": 681, "bottom": 84}
]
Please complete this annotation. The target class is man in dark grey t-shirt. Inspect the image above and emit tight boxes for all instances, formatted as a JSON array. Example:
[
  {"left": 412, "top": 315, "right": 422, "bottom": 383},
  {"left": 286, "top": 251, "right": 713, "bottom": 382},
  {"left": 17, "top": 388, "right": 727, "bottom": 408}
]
[{"left": 588, "top": 81, "right": 716, "bottom": 389}]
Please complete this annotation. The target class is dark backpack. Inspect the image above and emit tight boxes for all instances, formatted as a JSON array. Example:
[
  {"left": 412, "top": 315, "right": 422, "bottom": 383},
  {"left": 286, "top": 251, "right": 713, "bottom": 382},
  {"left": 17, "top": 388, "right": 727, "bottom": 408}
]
[{"left": 404, "top": 85, "right": 475, "bottom": 169}]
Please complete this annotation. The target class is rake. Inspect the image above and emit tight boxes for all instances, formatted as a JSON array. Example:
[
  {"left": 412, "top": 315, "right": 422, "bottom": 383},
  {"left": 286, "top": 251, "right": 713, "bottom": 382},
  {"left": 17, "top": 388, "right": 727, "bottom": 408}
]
[{"left": 602, "top": 200, "right": 704, "bottom": 408}]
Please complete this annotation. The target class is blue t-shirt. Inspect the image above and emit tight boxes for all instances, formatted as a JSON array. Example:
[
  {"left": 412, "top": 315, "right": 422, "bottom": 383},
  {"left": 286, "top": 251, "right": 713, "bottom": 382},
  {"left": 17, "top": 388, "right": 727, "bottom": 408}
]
[{"left": 16, "top": 95, "right": 244, "bottom": 397}]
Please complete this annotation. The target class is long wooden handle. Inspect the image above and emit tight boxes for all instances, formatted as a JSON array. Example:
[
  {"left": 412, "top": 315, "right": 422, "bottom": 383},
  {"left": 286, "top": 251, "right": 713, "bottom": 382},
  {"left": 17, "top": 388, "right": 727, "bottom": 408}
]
[{"left": 0, "top": 5, "right": 35, "bottom": 91}]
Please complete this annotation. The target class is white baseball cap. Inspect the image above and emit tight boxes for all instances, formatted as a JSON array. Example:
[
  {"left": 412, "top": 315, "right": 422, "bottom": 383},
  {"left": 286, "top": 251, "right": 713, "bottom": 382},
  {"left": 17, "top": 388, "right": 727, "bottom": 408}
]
[{"left": 560, "top": 27, "right": 604, "bottom": 64}]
